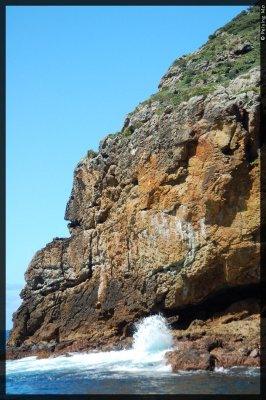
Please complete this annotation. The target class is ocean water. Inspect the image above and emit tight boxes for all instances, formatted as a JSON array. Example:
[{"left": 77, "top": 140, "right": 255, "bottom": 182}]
[{"left": 6, "top": 315, "right": 260, "bottom": 395}]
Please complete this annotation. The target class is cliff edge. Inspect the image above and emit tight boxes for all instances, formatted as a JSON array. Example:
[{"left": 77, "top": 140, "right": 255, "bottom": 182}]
[{"left": 8, "top": 7, "right": 261, "bottom": 368}]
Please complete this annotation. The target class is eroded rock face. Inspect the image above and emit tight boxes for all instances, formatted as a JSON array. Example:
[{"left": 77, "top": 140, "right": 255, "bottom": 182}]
[
  {"left": 8, "top": 8, "right": 260, "bottom": 360},
  {"left": 165, "top": 297, "right": 260, "bottom": 371}
]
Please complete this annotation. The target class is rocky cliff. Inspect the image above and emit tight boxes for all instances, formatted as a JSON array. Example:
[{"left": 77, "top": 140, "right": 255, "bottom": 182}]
[{"left": 8, "top": 7, "right": 261, "bottom": 367}]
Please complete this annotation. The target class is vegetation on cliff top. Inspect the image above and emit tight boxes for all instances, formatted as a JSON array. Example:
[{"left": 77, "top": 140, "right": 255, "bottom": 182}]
[
  {"left": 120, "top": 5, "right": 259, "bottom": 128},
  {"left": 87, "top": 149, "right": 99, "bottom": 159}
]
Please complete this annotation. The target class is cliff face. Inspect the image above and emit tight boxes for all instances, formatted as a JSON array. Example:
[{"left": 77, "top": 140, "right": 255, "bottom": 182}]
[{"left": 8, "top": 8, "right": 260, "bottom": 359}]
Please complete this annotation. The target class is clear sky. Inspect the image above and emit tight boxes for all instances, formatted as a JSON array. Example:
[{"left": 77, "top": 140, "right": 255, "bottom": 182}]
[{"left": 6, "top": 5, "right": 248, "bottom": 329}]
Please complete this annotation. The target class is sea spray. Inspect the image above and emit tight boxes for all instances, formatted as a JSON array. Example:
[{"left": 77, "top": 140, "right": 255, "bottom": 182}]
[
  {"left": 133, "top": 314, "right": 173, "bottom": 353},
  {"left": 7, "top": 314, "right": 174, "bottom": 376},
  {"left": 6, "top": 317, "right": 260, "bottom": 394}
]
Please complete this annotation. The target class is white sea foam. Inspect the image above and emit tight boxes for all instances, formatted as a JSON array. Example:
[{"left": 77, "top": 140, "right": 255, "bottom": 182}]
[
  {"left": 214, "top": 366, "right": 230, "bottom": 374},
  {"left": 214, "top": 366, "right": 260, "bottom": 376},
  {"left": 7, "top": 314, "right": 174, "bottom": 376},
  {"left": 133, "top": 314, "right": 173, "bottom": 353}
]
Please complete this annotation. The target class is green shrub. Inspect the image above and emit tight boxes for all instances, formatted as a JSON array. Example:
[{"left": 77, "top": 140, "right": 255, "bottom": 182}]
[
  {"left": 122, "top": 127, "right": 133, "bottom": 137},
  {"left": 87, "top": 149, "right": 98, "bottom": 159},
  {"left": 185, "top": 85, "right": 215, "bottom": 99},
  {"left": 237, "top": 85, "right": 260, "bottom": 95},
  {"left": 128, "top": 6, "right": 259, "bottom": 118},
  {"left": 108, "top": 131, "right": 121, "bottom": 138}
]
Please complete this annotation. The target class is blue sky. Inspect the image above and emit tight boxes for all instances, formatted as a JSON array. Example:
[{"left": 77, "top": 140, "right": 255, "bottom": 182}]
[{"left": 6, "top": 5, "right": 248, "bottom": 329}]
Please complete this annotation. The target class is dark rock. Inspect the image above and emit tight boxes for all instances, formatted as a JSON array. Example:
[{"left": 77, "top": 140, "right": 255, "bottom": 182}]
[
  {"left": 234, "top": 42, "right": 253, "bottom": 56},
  {"left": 166, "top": 349, "right": 215, "bottom": 371}
]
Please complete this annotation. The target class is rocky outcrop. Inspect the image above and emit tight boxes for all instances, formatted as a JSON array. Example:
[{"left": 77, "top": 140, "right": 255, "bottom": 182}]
[
  {"left": 166, "top": 296, "right": 260, "bottom": 371},
  {"left": 7, "top": 7, "right": 260, "bottom": 363},
  {"left": 166, "top": 349, "right": 216, "bottom": 371}
]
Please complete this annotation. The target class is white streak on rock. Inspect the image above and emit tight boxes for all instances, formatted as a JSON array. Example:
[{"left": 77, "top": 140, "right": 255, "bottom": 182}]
[{"left": 199, "top": 218, "right": 207, "bottom": 238}]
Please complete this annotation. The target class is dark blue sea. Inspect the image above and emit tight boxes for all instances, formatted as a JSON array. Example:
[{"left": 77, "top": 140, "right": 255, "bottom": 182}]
[{"left": 4, "top": 316, "right": 261, "bottom": 395}]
